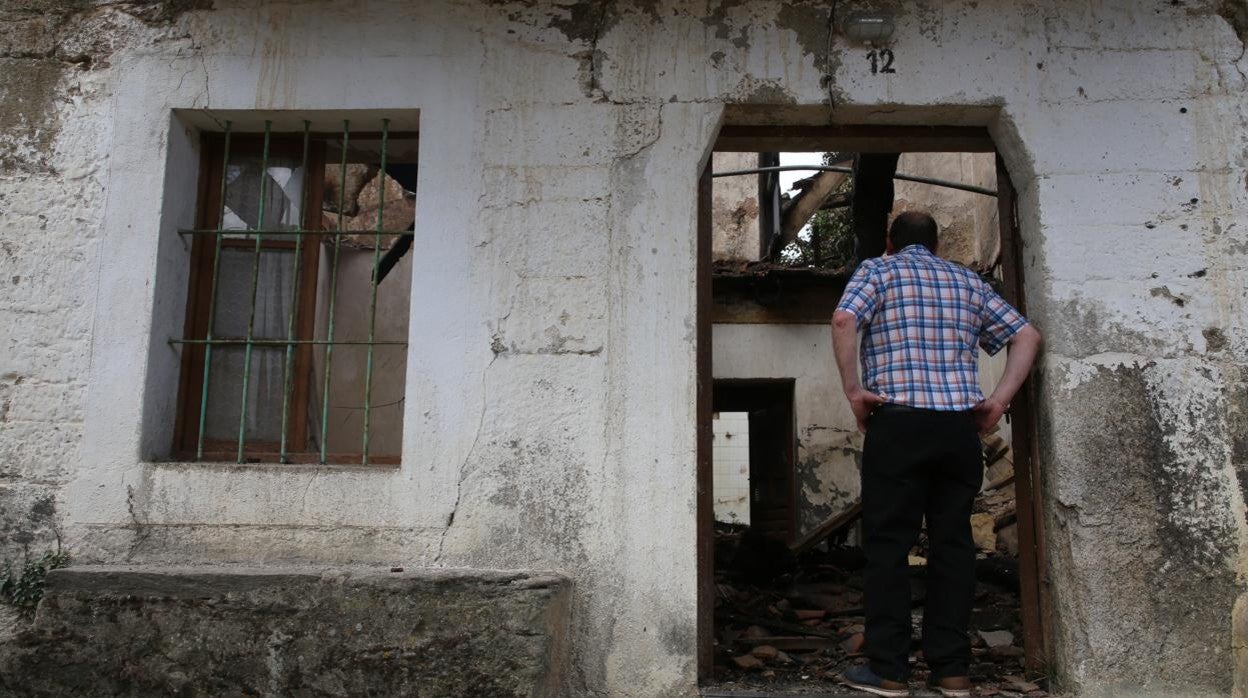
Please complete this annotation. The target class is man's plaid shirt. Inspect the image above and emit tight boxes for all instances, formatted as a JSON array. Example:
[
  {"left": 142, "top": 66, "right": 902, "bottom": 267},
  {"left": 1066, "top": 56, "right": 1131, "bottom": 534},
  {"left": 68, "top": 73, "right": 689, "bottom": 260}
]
[{"left": 835, "top": 245, "right": 1029, "bottom": 411}]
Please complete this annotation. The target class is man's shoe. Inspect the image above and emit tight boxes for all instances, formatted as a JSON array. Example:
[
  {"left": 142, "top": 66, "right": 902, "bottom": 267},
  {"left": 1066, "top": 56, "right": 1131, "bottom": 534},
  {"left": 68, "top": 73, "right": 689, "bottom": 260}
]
[
  {"left": 840, "top": 664, "right": 909, "bottom": 697},
  {"left": 927, "top": 675, "right": 971, "bottom": 697}
]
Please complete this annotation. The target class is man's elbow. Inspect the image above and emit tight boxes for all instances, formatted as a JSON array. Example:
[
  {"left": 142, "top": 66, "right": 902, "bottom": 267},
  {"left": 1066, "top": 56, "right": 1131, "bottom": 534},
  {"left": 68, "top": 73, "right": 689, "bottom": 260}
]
[
  {"left": 1015, "top": 324, "right": 1042, "bottom": 350},
  {"left": 832, "top": 310, "right": 857, "bottom": 332}
]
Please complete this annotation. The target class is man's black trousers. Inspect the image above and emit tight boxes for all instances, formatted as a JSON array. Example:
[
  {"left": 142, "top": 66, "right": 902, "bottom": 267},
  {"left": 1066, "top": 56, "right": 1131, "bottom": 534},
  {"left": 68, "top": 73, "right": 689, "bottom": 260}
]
[{"left": 861, "top": 405, "right": 983, "bottom": 682}]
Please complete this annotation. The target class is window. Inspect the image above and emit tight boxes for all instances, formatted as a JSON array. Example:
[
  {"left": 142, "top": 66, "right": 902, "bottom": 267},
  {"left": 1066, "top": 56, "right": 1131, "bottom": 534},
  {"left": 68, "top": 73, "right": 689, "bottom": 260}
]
[{"left": 172, "top": 119, "right": 417, "bottom": 465}]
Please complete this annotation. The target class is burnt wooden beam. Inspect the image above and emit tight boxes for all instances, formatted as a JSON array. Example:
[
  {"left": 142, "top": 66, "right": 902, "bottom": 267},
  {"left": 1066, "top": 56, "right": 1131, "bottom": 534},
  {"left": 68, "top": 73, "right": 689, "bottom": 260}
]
[
  {"left": 851, "top": 153, "right": 900, "bottom": 262},
  {"left": 790, "top": 501, "right": 864, "bottom": 555},
  {"left": 715, "top": 125, "right": 995, "bottom": 153},
  {"left": 773, "top": 169, "right": 849, "bottom": 260},
  {"left": 757, "top": 152, "right": 782, "bottom": 259},
  {"left": 712, "top": 268, "right": 850, "bottom": 324},
  {"left": 819, "top": 191, "right": 853, "bottom": 210}
]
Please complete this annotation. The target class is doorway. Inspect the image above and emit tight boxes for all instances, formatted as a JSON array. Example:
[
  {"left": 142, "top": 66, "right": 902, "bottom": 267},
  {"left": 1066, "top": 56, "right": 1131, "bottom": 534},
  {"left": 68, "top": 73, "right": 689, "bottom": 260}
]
[
  {"left": 713, "top": 379, "right": 798, "bottom": 543},
  {"left": 695, "top": 124, "right": 1048, "bottom": 692}
]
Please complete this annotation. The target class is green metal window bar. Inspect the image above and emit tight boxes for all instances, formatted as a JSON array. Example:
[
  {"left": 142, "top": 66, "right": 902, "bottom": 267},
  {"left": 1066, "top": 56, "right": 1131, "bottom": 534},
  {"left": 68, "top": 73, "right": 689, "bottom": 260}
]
[{"left": 171, "top": 119, "right": 413, "bottom": 465}]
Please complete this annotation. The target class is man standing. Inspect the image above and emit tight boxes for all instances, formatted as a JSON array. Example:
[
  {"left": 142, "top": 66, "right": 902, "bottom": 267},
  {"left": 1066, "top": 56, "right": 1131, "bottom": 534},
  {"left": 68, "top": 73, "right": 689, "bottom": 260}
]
[{"left": 833, "top": 212, "right": 1042, "bottom": 697}]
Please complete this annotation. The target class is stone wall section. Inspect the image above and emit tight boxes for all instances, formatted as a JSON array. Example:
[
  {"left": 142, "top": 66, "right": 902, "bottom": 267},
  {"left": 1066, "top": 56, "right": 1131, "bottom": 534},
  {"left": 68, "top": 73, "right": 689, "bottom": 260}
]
[
  {"left": 0, "top": 1, "right": 208, "bottom": 565},
  {"left": 0, "top": 566, "right": 570, "bottom": 696}
]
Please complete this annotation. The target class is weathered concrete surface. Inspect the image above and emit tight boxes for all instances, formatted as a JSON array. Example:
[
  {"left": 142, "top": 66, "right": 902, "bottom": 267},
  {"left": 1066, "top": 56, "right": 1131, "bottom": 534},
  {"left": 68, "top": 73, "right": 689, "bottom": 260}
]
[
  {"left": 0, "top": 566, "right": 570, "bottom": 696},
  {"left": 1041, "top": 359, "right": 1245, "bottom": 695},
  {"left": 712, "top": 151, "right": 762, "bottom": 261},
  {"left": 0, "top": 1, "right": 1245, "bottom": 696}
]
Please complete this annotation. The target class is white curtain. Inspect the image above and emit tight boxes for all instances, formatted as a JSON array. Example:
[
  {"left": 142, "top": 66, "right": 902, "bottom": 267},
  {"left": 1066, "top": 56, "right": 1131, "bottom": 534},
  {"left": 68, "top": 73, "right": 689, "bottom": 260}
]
[{"left": 203, "top": 161, "right": 305, "bottom": 446}]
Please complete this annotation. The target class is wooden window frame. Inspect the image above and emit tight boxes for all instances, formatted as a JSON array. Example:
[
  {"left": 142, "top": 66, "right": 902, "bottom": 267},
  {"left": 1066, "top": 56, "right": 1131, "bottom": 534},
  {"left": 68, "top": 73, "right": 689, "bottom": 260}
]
[
  {"left": 173, "top": 134, "right": 329, "bottom": 463},
  {"left": 172, "top": 130, "right": 415, "bottom": 466}
]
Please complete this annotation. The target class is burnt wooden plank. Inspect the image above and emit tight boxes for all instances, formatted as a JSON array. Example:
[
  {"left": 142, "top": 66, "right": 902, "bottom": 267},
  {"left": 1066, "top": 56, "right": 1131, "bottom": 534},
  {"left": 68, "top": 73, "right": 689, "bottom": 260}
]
[
  {"left": 712, "top": 270, "right": 849, "bottom": 324},
  {"left": 790, "top": 501, "right": 864, "bottom": 555},
  {"left": 996, "top": 153, "right": 1051, "bottom": 671},
  {"left": 715, "top": 125, "right": 995, "bottom": 153},
  {"left": 851, "top": 153, "right": 900, "bottom": 262}
]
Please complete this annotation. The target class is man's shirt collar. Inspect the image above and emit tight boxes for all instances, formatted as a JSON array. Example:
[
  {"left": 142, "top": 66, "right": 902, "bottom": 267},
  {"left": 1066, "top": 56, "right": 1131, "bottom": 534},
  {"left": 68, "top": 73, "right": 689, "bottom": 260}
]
[{"left": 894, "top": 244, "right": 932, "bottom": 257}]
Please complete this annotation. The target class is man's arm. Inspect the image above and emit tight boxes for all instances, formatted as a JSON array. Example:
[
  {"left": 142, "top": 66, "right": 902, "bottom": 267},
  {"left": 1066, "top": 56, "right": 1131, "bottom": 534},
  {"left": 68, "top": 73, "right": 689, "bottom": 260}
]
[
  {"left": 833, "top": 309, "right": 885, "bottom": 432},
  {"left": 972, "top": 324, "right": 1043, "bottom": 433}
]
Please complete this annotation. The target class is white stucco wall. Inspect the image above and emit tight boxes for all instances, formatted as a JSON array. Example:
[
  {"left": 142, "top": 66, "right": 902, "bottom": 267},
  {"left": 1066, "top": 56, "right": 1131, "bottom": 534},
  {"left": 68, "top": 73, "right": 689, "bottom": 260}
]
[{"left": 1, "top": 1, "right": 1246, "bottom": 695}]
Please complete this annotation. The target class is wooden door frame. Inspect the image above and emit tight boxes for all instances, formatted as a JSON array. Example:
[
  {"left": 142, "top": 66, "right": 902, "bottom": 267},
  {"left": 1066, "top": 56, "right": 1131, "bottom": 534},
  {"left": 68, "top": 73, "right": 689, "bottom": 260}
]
[
  {"left": 696, "top": 126, "right": 1050, "bottom": 681},
  {"left": 696, "top": 158, "right": 715, "bottom": 677},
  {"left": 996, "top": 154, "right": 1051, "bottom": 671}
]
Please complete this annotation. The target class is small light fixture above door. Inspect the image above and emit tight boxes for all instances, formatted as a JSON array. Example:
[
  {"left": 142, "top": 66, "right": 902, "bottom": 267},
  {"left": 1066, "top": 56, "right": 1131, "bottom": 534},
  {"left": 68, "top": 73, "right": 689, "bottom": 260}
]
[{"left": 841, "top": 11, "right": 895, "bottom": 44}]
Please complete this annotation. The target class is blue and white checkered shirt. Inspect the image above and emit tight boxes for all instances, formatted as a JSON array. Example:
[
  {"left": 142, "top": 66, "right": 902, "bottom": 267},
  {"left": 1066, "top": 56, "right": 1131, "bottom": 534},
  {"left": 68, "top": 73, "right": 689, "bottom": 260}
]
[{"left": 835, "top": 245, "right": 1029, "bottom": 411}]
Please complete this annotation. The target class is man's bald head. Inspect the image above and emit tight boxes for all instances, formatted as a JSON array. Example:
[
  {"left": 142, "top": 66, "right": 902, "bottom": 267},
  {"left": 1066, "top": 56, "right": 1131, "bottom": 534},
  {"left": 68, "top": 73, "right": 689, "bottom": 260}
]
[{"left": 888, "top": 211, "right": 939, "bottom": 254}]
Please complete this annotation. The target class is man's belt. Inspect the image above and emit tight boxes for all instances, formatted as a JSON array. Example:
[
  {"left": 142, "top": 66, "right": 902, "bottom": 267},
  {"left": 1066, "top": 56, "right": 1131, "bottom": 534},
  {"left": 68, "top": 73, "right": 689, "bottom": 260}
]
[{"left": 872, "top": 403, "right": 971, "bottom": 416}]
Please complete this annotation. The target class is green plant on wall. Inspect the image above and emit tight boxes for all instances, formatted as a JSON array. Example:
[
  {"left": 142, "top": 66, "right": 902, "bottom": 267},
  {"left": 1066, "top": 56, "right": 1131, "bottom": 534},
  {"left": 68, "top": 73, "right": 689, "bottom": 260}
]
[{"left": 1, "top": 551, "right": 70, "bottom": 610}]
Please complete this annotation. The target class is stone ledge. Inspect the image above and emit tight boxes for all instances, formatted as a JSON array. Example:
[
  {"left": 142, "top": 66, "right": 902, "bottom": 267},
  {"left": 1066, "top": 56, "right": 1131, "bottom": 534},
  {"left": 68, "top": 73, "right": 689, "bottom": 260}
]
[{"left": 0, "top": 565, "right": 571, "bottom": 697}]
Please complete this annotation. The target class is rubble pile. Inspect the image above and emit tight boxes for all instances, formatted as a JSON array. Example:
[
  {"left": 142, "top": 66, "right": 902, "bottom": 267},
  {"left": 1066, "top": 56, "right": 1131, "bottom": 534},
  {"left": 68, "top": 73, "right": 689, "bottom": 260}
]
[
  {"left": 711, "top": 435, "right": 1046, "bottom": 697},
  {"left": 975, "top": 432, "right": 1019, "bottom": 557}
]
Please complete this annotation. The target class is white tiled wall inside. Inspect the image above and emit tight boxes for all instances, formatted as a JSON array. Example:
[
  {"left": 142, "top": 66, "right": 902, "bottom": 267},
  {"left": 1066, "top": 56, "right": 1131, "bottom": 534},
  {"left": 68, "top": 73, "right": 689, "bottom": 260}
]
[{"left": 712, "top": 411, "right": 751, "bottom": 525}]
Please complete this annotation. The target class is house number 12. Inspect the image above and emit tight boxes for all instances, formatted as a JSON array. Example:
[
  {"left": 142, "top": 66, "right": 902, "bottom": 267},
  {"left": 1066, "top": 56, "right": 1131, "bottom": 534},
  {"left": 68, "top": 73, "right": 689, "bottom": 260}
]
[{"left": 867, "top": 49, "right": 896, "bottom": 74}]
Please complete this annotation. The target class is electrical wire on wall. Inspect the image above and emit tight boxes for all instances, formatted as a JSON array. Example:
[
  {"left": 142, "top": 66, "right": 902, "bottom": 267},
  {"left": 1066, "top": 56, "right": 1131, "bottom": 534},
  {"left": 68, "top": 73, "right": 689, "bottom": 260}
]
[{"left": 825, "top": 0, "right": 839, "bottom": 119}]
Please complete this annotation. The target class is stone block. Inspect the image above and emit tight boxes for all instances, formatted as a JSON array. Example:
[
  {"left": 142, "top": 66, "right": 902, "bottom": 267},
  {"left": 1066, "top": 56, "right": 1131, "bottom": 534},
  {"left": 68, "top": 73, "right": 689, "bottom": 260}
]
[
  {"left": 711, "top": 151, "right": 761, "bottom": 262},
  {"left": 1035, "top": 171, "right": 1208, "bottom": 229},
  {"left": 0, "top": 419, "right": 78, "bottom": 483},
  {"left": 479, "top": 164, "right": 610, "bottom": 209},
  {"left": 482, "top": 103, "right": 617, "bottom": 167},
  {"left": 1042, "top": 4, "right": 1209, "bottom": 50},
  {"left": 483, "top": 197, "right": 610, "bottom": 278},
  {"left": 0, "top": 483, "right": 60, "bottom": 563},
  {"left": 0, "top": 566, "right": 571, "bottom": 697}
]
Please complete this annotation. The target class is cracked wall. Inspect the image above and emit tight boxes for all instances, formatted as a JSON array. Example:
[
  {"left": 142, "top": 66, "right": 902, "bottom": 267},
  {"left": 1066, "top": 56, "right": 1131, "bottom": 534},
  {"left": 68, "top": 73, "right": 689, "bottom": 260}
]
[{"left": 1, "top": 1, "right": 1246, "bottom": 696}]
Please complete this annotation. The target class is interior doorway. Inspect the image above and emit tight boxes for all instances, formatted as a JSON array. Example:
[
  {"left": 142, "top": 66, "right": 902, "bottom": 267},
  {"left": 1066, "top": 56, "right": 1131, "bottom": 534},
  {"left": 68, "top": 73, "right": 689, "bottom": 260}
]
[
  {"left": 695, "top": 125, "right": 1048, "bottom": 693},
  {"left": 713, "top": 379, "right": 797, "bottom": 543}
]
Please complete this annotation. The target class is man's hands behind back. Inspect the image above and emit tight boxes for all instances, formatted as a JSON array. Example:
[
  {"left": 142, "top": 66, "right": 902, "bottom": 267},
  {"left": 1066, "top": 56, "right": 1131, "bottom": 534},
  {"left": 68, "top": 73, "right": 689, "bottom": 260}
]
[
  {"left": 972, "top": 395, "right": 1008, "bottom": 435},
  {"left": 845, "top": 386, "right": 886, "bottom": 433}
]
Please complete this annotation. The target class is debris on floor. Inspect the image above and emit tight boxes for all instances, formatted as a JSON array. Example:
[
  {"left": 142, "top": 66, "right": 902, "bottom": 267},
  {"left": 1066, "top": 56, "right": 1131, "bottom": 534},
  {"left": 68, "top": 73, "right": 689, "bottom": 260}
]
[{"left": 710, "top": 435, "right": 1046, "bottom": 697}]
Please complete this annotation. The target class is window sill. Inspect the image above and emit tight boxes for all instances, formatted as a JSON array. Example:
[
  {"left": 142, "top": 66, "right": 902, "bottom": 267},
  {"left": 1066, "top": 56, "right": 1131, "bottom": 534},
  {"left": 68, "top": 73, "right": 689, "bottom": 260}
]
[{"left": 150, "top": 456, "right": 401, "bottom": 472}]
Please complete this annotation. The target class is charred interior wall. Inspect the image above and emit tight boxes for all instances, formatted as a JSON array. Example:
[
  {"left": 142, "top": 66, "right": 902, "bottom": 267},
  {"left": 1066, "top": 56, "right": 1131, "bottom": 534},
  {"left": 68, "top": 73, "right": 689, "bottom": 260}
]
[{"left": 0, "top": 1, "right": 1245, "bottom": 696}]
